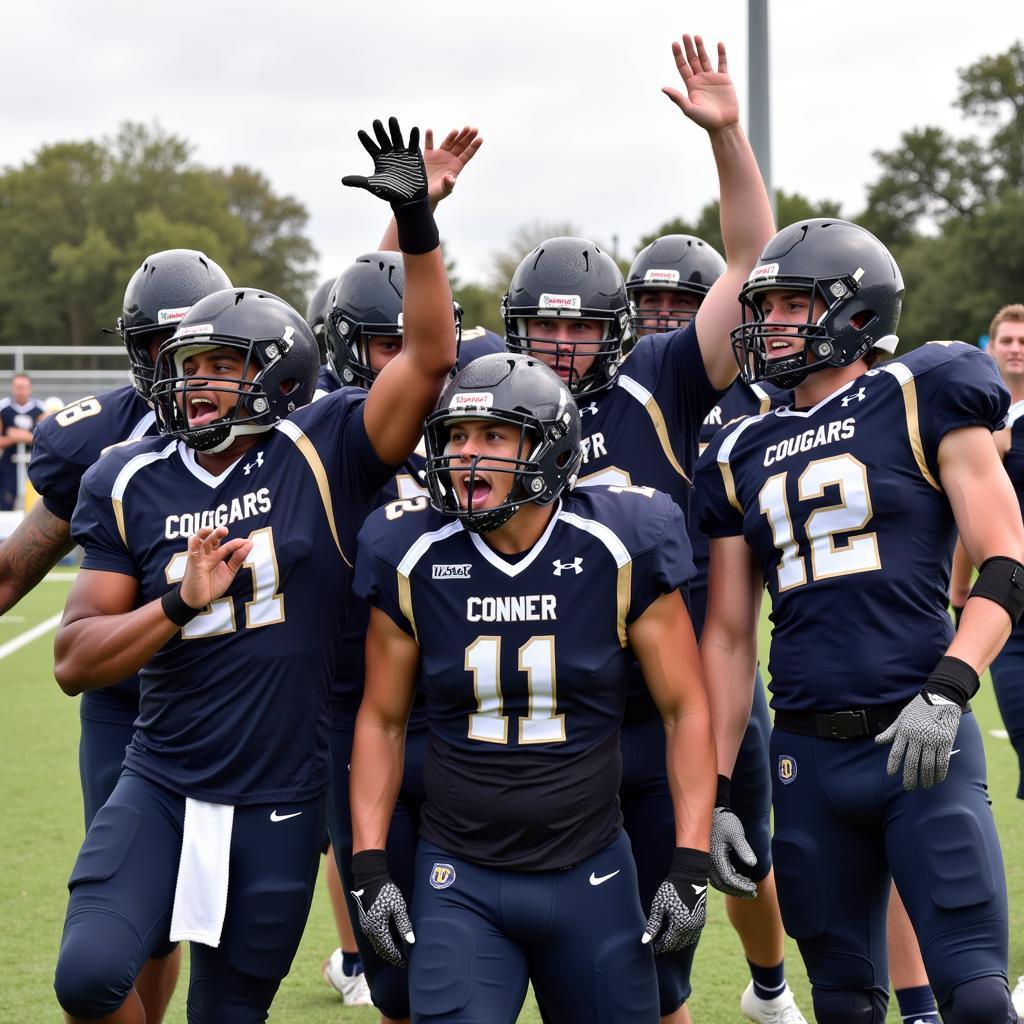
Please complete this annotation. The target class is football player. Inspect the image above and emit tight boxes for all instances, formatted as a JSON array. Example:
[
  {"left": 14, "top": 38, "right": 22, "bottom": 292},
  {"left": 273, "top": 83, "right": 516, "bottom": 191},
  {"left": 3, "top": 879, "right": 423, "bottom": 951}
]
[
  {"left": 631, "top": 235, "right": 805, "bottom": 1022},
  {"left": 0, "top": 248, "right": 231, "bottom": 1024},
  {"left": 50, "top": 117, "right": 457, "bottom": 1024},
  {"left": 697, "top": 218, "right": 1023, "bottom": 1023},
  {"left": 351, "top": 352, "right": 714, "bottom": 1023},
  {"left": 305, "top": 276, "right": 335, "bottom": 365},
  {"left": 0, "top": 374, "right": 45, "bottom": 509},
  {"left": 500, "top": 35, "right": 776, "bottom": 1023}
]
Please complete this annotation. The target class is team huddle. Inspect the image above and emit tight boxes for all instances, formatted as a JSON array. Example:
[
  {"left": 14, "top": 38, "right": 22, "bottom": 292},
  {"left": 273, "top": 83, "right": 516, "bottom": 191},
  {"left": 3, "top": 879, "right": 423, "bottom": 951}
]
[{"left": 3, "top": 31, "right": 1024, "bottom": 1024}]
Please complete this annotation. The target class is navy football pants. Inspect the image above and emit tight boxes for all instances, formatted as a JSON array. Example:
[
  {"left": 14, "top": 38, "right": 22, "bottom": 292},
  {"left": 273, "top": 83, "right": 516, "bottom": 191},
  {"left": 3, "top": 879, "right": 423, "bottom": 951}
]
[
  {"left": 989, "top": 621, "right": 1024, "bottom": 800},
  {"left": 327, "top": 712, "right": 427, "bottom": 1019},
  {"left": 78, "top": 712, "right": 134, "bottom": 830},
  {"left": 618, "top": 673, "right": 773, "bottom": 1015},
  {"left": 410, "top": 832, "right": 658, "bottom": 1023},
  {"left": 54, "top": 770, "right": 325, "bottom": 1023},
  {"left": 770, "top": 712, "right": 1011, "bottom": 1009}
]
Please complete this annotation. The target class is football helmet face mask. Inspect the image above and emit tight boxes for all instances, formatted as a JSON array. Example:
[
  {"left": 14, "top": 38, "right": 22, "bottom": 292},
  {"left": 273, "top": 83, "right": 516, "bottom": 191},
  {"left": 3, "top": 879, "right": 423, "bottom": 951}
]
[
  {"left": 117, "top": 249, "right": 232, "bottom": 403},
  {"left": 326, "top": 252, "right": 462, "bottom": 388},
  {"left": 626, "top": 234, "right": 726, "bottom": 336},
  {"left": 424, "top": 353, "right": 582, "bottom": 533},
  {"left": 503, "top": 237, "right": 630, "bottom": 399},
  {"left": 151, "top": 288, "right": 320, "bottom": 453},
  {"left": 731, "top": 218, "right": 903, "bottom": 389},
  {"left": 305, "top": 277, "right": 335, "bottom": 365}
]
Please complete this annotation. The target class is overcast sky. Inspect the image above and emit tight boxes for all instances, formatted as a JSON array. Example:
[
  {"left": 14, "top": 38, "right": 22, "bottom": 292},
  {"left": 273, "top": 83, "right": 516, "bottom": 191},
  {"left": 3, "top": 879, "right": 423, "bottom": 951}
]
[{"left": 2, "top": 1, "right": 1018, "bottom": 295}]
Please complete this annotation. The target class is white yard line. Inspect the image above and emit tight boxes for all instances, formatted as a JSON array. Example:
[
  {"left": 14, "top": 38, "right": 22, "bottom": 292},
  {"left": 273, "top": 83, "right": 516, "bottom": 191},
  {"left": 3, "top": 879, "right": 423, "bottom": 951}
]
[
  {"left": 0, "top": 613, "right": 62, "bottom": 662},
  {"left": 44, "top": 572, "right": 78, "bottom": 582}
]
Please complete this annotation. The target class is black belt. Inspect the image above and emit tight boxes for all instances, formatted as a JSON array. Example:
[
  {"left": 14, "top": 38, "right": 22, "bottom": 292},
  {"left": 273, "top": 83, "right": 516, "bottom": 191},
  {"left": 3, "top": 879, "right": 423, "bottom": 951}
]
[{"left": 775, "top": 702, "right": 906, "bottom": 740}]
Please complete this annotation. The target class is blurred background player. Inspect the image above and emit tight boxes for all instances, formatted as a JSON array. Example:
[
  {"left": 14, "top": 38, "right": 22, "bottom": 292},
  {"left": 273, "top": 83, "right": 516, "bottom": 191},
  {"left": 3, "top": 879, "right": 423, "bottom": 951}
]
[
  {"left": 0, "top": 248, "right": 231, "bottom": 1024},
  {"left": 0, "top": 373, "right": 45, "bottom": 509},
  {"left": 350, "top": 353, "right": 714, "bottom": 1023},
  {"left": 629, "top": 234, "right": 803, "bottom": 1023},
  {"left": 499, "top": 35, "right": 781, "bottom": 1023},
  {"left": 698, "top": 218, "right": 1021, "bottom": 1024}
]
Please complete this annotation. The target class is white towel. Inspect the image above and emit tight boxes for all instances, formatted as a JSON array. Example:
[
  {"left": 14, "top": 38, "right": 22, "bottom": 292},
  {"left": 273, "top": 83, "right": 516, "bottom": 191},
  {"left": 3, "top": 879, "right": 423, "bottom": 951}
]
[{"left": 169, "top": 798, "right": 234, "bottom": 946}]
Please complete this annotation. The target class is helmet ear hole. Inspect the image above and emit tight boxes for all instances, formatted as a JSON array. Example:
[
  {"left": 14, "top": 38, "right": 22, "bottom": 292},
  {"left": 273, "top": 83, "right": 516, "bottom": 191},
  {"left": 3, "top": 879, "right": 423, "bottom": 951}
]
[
  {"left": 850, "top": 309, "right": 876, "bottom": 330},
  {"left": 279, "top": 377, "right": 299, "bottom": 396}
]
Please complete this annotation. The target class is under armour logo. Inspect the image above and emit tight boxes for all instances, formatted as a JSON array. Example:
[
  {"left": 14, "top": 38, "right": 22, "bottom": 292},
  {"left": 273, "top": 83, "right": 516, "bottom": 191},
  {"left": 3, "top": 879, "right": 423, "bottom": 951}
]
[
  {"left": 841, "top": 387, "right": 867, "bottom": 406},
  {"left": 580, "top": 402, "right": 599, "bottom": 417},
  {"left": 552, "top": 557, "right": 583, "bottom": 576},
  {"left": 243, "top": 451, "right": 264, "bottom": 475}
]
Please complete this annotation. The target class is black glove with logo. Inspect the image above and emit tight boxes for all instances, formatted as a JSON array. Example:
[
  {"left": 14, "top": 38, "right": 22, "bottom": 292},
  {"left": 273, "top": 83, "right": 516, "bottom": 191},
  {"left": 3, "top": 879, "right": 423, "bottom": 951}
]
[
  {"left": 350, "top": 849, "right": 415, "bottom": 967},
  {"left": 642, "top": 847, "right": 709, "bottom": 953},
  {"left": 708, "top": 775, "right": 758, "bottom": 898},
  {"left": 341, "top": 116, "right": 438, "bottom": 254}
]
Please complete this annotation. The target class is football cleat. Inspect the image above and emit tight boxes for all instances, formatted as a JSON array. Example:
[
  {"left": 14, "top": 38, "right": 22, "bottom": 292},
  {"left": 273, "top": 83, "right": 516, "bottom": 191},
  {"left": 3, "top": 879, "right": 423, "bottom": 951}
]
[
  {"left": 321, "top": 947, "right": 372, "bottom": 1007},
  {"left": 740, "top": 981, "right": 809, "bottom": 1024},
  {"left": 1011, "top": 973, "right": 1024, "bottom": 1014}
]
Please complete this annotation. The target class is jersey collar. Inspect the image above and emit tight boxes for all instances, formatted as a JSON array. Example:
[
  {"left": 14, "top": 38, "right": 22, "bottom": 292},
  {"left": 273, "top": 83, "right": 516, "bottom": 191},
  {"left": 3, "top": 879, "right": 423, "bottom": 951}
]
[
  {"left": 176, "top": 442, "right": 245, "bottom": 488},
  {"left": 468, "top": 499, "right": 563, "bottom": 577}
]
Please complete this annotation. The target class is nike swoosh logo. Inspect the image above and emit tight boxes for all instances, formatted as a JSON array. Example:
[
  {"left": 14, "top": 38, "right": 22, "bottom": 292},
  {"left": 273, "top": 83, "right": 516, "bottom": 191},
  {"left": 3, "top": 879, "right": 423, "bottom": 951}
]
[
  {"left": 949, "top": 749, "right": 961, "bottom": 757},
  {"left": 270, "top": 810, "right": 302, "bottom": 822},
  {"left": 692, "top": 883, "right": 708, "bottom": 895},
  {"left": 589, "top": 870, "right": 620, "bottom": 886}
]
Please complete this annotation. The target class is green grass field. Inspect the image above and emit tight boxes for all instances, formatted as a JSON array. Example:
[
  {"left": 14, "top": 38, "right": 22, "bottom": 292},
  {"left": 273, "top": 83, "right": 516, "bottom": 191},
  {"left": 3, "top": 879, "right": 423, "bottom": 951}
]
[{"left": 2, "top": 577, "right": 1022, "bottom": 1022}]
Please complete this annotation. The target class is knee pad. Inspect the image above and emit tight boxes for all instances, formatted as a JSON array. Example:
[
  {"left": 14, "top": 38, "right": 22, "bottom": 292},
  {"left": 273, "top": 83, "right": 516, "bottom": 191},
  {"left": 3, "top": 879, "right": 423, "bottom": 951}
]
[
  {"left": 54, "top": 911, "right": 139, "bottom": 1019},
  {"left": 408, "top": 916, "right": 473, "bottom": 1019},
  {"left": 811, "top": 987, "right": 888, "bottom": 1024},
  {"left": 939, "top": 976, "right": 1016, "bottom": 1024}
]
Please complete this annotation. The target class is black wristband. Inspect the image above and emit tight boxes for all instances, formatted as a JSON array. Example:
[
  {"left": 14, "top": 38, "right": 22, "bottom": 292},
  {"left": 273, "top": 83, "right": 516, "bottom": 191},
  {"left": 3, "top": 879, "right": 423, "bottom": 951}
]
[
  {"left": 161, "top": 584, "right": 201, "bottom": 627},
  {"left": 670, "top": 847, "right": 711, "bottom": 879},
  {"left": 393, "top": 197, "right": 440, "bottom": 255},
  {"left": 715, "top": 774, "right": 731, "bottom": 810},
  {"left": 352, "top": 848, "right": 390, "bottom": 886},
  {"left": 923, "top": 655, "right": 979, "bottom": 709}
]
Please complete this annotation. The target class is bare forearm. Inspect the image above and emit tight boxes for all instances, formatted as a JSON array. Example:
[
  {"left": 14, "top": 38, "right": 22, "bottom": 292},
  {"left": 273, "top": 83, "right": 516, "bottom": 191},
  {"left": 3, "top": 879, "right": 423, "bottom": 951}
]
[
  {"left": 403, "top": 248, "right": 457, "bottom": 379},
  {"left": 53, "top": 599, "right": 177, "bottom": 694},
  {"left": 0, "top": 502, "right": 73, "bottom": 615},
  {"left": 700, "top": 630, "right": 756, "bottom": 776},
  {"left": 665, "top": 710, "right": 715, "bottom": 851},
  {"left": 711, "top": 124, "right": 775, "bottom": 266},
  {"left": 949, "top": 539, "right": 974, "bottom": 608},
  {"left": 947, "top": 596, "right": 1013, "bottom": 677},
  {"left": 350, "top": 710, "right": 405, "bottom": 852}
]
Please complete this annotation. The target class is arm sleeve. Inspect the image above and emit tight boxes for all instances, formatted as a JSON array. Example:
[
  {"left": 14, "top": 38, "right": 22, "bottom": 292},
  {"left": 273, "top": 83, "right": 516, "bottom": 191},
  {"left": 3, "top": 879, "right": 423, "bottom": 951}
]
[
  {"left": 695, "top": 435, "right": 746, "bottom": 539},
  {"left": 353, "top": 524, "right": 415, "bottom": 637},
  {"left": 627, "top": 498, "right": 696, "bottom": 623},
  {"left": 70, "top": 474, "right": 138, "bottom": 577}
]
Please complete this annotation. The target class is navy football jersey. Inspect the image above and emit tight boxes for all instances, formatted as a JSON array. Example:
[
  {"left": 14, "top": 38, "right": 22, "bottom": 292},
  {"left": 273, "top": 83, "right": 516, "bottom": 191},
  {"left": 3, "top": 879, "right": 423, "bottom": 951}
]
[
  {"left": 28, "top": 386, "right": 157, "bottom": 723},
  {"left": 1001, "top": 400, "right": 1024, "bottom": 517},
  {"left": 0, "top": 397, "right": 46, "bottom": 487},
  {"left": 70, "top": 387, "right": 394, "bottom": 804},
  {"left": 688, "top": 380, "right": 788, "bottom": 638},
  {"left": 355, "top": 485, "right": 695, "bottom": 870},
  {"left": 696, "top": 342, "right": 1008, "bottom": 712}
]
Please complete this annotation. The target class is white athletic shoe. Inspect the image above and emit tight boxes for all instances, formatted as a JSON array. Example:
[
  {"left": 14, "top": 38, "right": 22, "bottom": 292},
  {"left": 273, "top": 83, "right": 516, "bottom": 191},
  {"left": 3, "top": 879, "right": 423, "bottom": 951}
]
[
  {"left": 1011, "top": 973, "right": 1024, "bottom": 1016},
  {"left": 322, "top": 947, "right": 373, "bottom": 1007},
  {"left": 741, "top": 981, "right": 809, "bottom": 1024}
]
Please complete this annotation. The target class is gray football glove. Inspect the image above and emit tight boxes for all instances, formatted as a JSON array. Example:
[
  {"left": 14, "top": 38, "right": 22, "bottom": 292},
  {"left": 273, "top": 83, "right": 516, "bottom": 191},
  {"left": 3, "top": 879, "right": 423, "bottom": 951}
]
[
  {"left": 642, "top": 848, "right": 709, "bottom": 954},
  {"left": 351, "top": 849, "right": 415, "bottom": 967},
  {"left": 875, "top": 692, "right": 961, "bottom": 791},
  {"left": 709, "top": 807, "right": 758, "bottom": 898}
]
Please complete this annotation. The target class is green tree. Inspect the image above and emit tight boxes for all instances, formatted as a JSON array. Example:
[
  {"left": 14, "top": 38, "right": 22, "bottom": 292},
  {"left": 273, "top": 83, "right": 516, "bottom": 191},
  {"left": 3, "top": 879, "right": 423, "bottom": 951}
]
[
  {"left": 487, "top": 220, "right": 582, "bottom": 292},
  {"left": 0, "top": 122, "right": 317, "bottom": 347}
]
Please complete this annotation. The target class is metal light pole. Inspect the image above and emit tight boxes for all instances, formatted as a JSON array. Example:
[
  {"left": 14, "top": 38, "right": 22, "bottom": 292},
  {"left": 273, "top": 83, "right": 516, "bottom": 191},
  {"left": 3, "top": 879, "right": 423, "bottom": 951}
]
[{"left": 748, "top": 0, "right": 776, "bottom": 222}]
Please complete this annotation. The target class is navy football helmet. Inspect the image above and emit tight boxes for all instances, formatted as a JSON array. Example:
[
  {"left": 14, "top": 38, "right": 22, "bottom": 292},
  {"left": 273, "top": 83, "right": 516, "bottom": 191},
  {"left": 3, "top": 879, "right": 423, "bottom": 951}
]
[
  {"left": 626, "top": 234, "right": 725, "bottom": 335},
  {"left": 151, "top": 288, "right": 320, "bottom": 453},
  {"left": 424, "top": 352, "right": 582, "bottom": 533},
  {"left": 731, "top": 219, "right": 903, "bottom": 388},
  {"left": 117, "top": 249, "right": 232, "bottom": 403},
  {"left": 503, "top": 237, "right": 630, "bottom": 399},
  {"left": 305, "top": 277, "right": 335, "bottom": 364}
]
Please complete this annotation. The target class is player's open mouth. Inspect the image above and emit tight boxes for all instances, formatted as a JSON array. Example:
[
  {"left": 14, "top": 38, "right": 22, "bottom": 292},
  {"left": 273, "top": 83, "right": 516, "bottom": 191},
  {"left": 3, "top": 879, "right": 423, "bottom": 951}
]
[
  {"left": 766, "top": 339, "right": 799, "bottom": 359},
  {"left": 187, "top": 395, "right": 221, "bottom": 427},
  {"left": 458, "top": 475, "right": 493, "bottom": 507}
]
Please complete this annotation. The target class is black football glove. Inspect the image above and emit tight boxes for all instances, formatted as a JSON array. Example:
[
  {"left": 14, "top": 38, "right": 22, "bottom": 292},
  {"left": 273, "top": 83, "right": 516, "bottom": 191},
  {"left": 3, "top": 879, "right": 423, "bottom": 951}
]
[
  {"left": 876, "top": 656, "right": 976, "bottom": 791},
  {"left": 342, "top": 116, "right": 428, "bottom": 209},
  {"left": 642, "top": 848, "right": 709, "bottom": 953},
  {"left": 708, "top": 775, "right": 758, "bottom": 899},
  {"left": 350, "top": 849, "right": 415, "bottom": 967}
]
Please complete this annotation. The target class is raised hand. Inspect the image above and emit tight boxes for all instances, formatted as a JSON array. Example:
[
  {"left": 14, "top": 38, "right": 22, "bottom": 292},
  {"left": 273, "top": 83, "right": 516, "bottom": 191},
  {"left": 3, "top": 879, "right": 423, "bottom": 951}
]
[
  {"left": 342, "top": 116, "right": 429, "bottom": 209},
  {"left": 663, "top": 34, "right": 739, "bottom": 132},
  {"left": 423, "top": 126, "right": 483, "bottom": 205},
  {"left": 179, "top": 526, "right": 252, "bottom": 610}
]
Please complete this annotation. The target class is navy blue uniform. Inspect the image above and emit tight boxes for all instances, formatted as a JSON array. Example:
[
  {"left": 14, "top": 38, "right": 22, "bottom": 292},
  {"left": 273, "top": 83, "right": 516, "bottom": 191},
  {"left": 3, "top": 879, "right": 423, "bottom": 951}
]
[
  {"left": 356, "top": 486, "right": 694, "bottom": 1023},
  {"left": 28, "top": 387, "right": 157, "bottom": 826},
  {"left": 321, "top": 325, "right": 506, "bottom": 1016},
  {"left": 53, "top": 389, "right": 395, "bottom": 1022},
  {"left": 696, "top": 342, "right": 1013, "bottom": 1016},
  {"left": 991, "top": 399, "right": 1024, "bottom": 799},
  {"left": 1, "top": 396, "right": 45, "bottom": 509},
  {"left": 573, "top": 324, "right": 721, "bottom": 1013}
]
